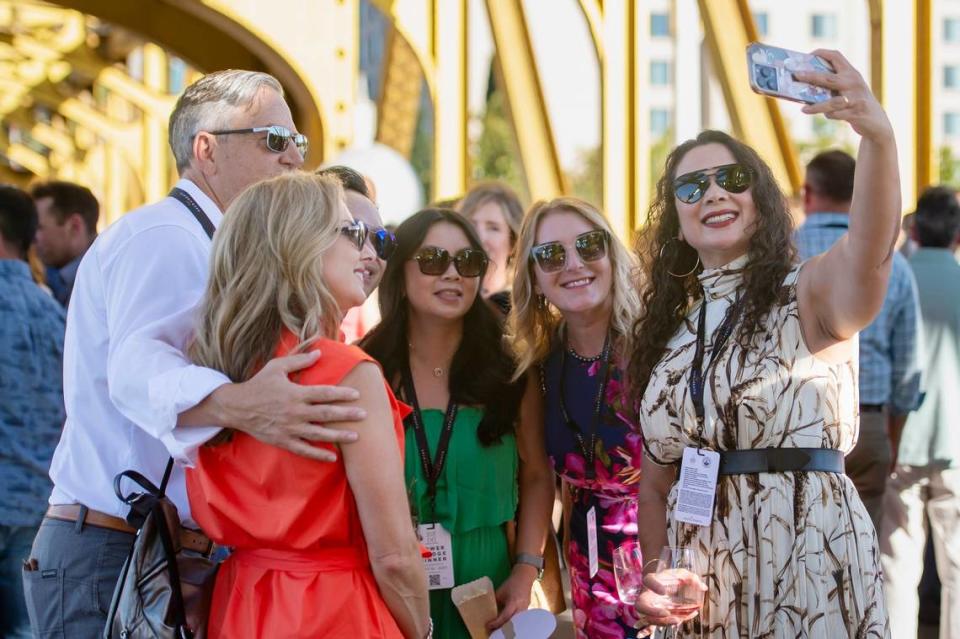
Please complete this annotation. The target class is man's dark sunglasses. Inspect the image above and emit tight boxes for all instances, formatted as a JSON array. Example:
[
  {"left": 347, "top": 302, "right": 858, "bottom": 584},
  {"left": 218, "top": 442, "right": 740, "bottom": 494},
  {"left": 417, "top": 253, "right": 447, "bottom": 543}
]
[
  {"left": 673, "top": 163, "right": 752, "bottom": 204},
  {"left": 208, "top": 125, "right": 309, "bottom": 158},
  {"left": 412, "top": 246, "right": 488, "bottom": 277},
  {"left": 340, "top": 220, "right": 368, "bottom": 251},
  {"left": 530, "top": 229, "right": 609, "bottom": 273},
  {"left": 369, "top": 227, "right": 397, "bottom": 260}
]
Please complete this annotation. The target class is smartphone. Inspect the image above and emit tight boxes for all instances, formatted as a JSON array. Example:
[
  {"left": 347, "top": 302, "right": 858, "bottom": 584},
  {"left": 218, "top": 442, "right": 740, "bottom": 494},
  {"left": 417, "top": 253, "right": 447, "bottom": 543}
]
[{"left": 746, "top": 43, "right": 835, "bottom": 105}]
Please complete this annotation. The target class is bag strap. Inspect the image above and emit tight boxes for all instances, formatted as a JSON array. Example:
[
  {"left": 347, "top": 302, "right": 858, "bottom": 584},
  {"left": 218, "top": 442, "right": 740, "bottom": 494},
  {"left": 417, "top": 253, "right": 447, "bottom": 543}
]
[{"left": 151, "top": 499, "right": 192, "bottom": 637}]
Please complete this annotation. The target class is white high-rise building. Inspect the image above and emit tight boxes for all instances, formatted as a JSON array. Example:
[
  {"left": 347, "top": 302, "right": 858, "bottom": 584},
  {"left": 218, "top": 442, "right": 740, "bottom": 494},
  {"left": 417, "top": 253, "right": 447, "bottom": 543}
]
[{"left": 641, "top": 0, "right": 960, "bottom": 187}]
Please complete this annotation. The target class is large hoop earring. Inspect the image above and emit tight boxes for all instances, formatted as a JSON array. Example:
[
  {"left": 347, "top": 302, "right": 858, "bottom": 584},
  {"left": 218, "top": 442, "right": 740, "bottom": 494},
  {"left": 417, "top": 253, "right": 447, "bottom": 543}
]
[{"left": 659, "top": 238, "right": 701, "bottom": 278}]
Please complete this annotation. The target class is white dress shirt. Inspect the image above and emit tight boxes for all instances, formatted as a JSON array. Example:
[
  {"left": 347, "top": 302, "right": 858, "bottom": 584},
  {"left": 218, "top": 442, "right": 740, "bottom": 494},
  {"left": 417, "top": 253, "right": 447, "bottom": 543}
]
[{"left": 49, "top": 179, "right": 230, "bottom": 523}]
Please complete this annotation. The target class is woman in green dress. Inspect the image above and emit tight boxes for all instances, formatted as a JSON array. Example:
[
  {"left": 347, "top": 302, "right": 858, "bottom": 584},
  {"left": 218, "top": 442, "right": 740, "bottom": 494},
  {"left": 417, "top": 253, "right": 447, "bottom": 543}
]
[{"left": 362, "top": 208, "right": 555, "bottom": 638}]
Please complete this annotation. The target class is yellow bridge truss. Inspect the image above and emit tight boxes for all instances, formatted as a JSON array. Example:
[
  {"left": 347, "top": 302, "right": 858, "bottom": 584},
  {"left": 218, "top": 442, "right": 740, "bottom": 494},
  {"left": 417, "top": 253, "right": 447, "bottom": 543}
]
[{"left": 0, "top": 0, "right": 937, "bottom": 235}]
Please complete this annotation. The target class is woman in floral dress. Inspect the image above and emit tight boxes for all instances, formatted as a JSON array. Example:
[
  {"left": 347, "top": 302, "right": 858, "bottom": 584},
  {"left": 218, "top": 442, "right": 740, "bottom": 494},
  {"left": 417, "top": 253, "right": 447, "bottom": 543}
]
[{"left": 509, "top": 197, "right": 644, "bottom": 638}]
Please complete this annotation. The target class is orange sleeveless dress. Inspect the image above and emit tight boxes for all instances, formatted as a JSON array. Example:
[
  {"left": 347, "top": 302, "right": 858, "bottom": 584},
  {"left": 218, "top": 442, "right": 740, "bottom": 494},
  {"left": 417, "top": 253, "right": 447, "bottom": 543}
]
[{"left": 186, "top": 332, "right": 410, "bottom": 639}]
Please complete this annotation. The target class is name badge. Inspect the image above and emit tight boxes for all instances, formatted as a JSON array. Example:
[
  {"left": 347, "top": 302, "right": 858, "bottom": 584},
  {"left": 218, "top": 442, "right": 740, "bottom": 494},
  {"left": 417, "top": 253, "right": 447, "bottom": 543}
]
[
  {"left": 674, "top": 447, "right": 720, "bottom": 527},
  {"left": 587, "top": 506, "right": 599, "bottom": 578},
  {"left": 418, "top": 522, "right": 455, "bottom": 589}
]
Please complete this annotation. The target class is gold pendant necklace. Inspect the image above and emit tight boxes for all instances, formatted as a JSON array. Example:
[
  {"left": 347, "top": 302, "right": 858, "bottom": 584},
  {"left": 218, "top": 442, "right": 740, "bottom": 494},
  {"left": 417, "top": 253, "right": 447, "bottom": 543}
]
[{"left": 432, "top": 367, "right": 444, "bottom": 378}]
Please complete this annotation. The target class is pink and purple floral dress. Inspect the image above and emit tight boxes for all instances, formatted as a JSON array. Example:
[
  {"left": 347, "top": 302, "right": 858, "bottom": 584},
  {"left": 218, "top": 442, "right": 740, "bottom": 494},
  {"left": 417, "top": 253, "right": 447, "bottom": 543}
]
[{"left": 541, "top": 345, "right": 644, "bottom": 638}]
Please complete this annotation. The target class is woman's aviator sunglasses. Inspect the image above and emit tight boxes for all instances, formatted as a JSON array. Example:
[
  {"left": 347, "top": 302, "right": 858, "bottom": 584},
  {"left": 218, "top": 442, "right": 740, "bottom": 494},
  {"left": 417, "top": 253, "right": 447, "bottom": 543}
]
[
  {"left": 530, "top": 229, "right": 609, "bottom": 273},
  {"left": 209, "top": 125, "right": 309, "bottom": 158},
  {"left": 673, "top": 163, "right": 752, "bottom": 204},
  {"left": 412, "top": 246, "right": 488, "bottom": 277},
  {"left": 340, "top": 220, "right": 368, "bottom": 251}
]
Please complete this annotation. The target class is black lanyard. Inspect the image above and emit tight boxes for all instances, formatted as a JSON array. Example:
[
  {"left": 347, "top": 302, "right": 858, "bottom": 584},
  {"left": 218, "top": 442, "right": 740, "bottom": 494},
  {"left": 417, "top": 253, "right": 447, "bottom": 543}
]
[
  {"left": 558, "top": 331, "right": 612, "bottom": 480},
  {"left": 689, "top": 294, "right": 745, "bottom": 447},
  {"left": 170, "top": 187, "right": 216, "bottom": 240},
  {"left": 401, "top": 365, "right": 458, "bottom": 516}
]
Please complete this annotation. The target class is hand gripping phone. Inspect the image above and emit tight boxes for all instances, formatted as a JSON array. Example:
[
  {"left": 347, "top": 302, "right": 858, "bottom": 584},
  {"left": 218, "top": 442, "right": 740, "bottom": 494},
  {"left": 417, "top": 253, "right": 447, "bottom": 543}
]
[{"left": 746, "top": 42, "right": 835, "bottom": 104}]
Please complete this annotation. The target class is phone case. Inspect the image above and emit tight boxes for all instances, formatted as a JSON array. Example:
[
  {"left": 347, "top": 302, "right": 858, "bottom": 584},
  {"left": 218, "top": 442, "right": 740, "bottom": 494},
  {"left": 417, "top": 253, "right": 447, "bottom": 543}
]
[{"left": 746, "top": 43, "right": 834, "bottom": 104}]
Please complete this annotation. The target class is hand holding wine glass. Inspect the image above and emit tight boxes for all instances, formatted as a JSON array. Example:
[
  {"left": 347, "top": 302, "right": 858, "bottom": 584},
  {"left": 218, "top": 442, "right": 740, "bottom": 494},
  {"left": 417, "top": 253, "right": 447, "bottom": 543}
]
[{"left": 633, "top": 546, "right": 706, "bottom": 635}]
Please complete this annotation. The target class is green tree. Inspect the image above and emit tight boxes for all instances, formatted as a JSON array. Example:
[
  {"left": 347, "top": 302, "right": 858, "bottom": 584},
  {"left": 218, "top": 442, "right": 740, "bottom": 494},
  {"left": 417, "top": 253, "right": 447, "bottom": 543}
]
[
  {"left": 471, "top": 89, "right": 530, "bottom": 202},
  {"left": 795, "top": 115, "right": 856, "bottom": 166},
  {"left": 569, "top": 144, "right": 602, "bottom": 207},
  {"left": 939, "top": 146, "right": 960, "bottom": 186}
]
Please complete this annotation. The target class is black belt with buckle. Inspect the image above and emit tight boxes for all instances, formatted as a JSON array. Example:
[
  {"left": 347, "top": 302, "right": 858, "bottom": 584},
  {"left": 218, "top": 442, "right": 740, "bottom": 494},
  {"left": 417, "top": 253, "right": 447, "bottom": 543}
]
[{"left": 718, "top": 447, "right": 844, "bottom": 475}]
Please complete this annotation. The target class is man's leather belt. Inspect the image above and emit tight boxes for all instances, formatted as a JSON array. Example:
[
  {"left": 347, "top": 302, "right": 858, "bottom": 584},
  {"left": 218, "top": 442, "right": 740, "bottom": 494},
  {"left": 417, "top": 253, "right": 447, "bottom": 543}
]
[
  {"left": 718, "top": 448, "right": 844, "bottom": 475},
  {"left": 860, "top": 404, "right": 885, "bottom": 413},
  {"left": 45, "top": 504, "right": 214, "bottom": 555}
]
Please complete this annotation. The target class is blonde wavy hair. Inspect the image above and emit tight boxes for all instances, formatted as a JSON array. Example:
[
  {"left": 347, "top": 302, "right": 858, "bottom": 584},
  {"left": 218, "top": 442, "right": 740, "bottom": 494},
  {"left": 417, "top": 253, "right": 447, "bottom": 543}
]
[
  {"left": 190, "top": 172, "right": 345, "bottom": 383},
  {"left": 508, "top": 197, "right": 640, "bottom": 379}
]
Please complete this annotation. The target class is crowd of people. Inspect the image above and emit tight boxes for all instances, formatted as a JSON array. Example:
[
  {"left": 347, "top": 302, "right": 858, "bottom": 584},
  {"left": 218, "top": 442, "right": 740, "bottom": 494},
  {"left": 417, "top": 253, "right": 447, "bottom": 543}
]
[{"left": 0, "top": 50, "right": 958, "bottom": 639}]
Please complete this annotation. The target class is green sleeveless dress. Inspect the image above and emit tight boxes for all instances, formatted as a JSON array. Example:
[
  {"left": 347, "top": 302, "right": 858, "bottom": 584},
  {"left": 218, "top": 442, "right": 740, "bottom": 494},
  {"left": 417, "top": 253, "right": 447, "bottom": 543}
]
[{"left": 404, "top": 406, "right": 518, "bottom": 639}]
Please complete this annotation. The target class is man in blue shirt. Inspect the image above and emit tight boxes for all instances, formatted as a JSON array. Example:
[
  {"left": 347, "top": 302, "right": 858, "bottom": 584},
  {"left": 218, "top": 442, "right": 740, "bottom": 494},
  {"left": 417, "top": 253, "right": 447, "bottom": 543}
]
[
  {"left": 0, "top": 185, "right": 65, "bottom": 638},
  {"left": 794, "top": 150, "right": 922, "bottom": 532},
  {"left": 31, "top": 181, "right": 99, "bottom": 307}
]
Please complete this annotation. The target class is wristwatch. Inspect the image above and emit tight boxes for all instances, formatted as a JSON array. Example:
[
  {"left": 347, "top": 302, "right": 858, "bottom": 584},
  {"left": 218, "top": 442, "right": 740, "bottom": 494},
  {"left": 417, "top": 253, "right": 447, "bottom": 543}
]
[{"left": 515, "top": 552, "right": 545, "bottom": 580}]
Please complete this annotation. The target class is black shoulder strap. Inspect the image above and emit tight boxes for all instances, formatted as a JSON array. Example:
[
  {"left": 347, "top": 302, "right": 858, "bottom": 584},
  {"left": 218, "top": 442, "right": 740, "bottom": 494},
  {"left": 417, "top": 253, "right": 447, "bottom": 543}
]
[{"left": 170, "top": 187, "right": 215, "bottom": 240}]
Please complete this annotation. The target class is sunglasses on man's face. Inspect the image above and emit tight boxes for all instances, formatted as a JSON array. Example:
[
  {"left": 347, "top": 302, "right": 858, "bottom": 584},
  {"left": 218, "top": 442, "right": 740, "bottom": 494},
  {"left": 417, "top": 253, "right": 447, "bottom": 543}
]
[
  {"left": 209, "top": 125, "right": 309, "bottom": 158},
  {"left": 530, "top": 229, "right": 609, "bottom": 274},
  {"left": 412, "top": 246, "right": 488, "bottom": 278},
  {"left": 673, "top": 163, "right": 752, "bottom": 204},
  {"left": 340, "top": 220, "right": 368, "bottom": 251},
  {"left": 369, "top": 227, "right": 397, "bottom": 260}
]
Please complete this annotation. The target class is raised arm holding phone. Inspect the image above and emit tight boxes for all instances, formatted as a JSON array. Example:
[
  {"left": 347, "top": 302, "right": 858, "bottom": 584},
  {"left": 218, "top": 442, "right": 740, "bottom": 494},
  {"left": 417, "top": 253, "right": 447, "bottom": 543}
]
[{"left": 629, "top": 48, "right": 897, "bottom": 637}]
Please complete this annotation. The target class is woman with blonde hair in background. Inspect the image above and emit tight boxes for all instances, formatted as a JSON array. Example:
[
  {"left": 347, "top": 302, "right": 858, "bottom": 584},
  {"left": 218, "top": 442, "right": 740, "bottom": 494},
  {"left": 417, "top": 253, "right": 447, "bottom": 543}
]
[
  {"left": 509, "top": 197, "right": 644, "bottom": 638},
  {"left": 186, "top": 172, "right": 430, "bottom": 638},
  {"left": 458, "top": 182, "right": 525, "bottom": 315}
]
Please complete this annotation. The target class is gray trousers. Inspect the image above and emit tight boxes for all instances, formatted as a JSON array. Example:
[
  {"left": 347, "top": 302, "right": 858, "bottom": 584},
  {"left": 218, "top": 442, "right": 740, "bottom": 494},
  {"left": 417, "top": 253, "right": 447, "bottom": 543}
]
[
  {"left": 881, "top": 465, "right": 960, "bottom": 639},
  {"left": 21, "top": 516, "right": 134, "bottom": 638},
  {"left": 845, "top": 408, "right": 892, "bottom": 532}
]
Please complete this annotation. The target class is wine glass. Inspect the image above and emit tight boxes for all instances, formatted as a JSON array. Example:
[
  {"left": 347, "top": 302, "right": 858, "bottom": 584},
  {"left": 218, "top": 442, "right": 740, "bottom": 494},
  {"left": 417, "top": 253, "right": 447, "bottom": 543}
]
[
  {"left": 612, "top": 541, "right": 645, "bottom": 605},
  {"left": 651, "top": 546, "right": 704, "bottom": 639}
]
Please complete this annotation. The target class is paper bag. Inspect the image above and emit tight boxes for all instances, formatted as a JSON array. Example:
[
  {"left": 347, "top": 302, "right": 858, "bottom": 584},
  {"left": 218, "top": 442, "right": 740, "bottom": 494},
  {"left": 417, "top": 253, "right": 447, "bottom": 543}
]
[{"left": 451, "top": 576, "right": 498, "bottom": 639}]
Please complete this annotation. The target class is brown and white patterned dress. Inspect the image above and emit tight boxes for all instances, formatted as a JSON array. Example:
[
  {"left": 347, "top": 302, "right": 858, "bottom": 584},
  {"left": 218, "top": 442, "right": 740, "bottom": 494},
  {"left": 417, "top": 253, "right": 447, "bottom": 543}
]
[{"left": 640, "top": 257, "right": 890, "bottom": 638}]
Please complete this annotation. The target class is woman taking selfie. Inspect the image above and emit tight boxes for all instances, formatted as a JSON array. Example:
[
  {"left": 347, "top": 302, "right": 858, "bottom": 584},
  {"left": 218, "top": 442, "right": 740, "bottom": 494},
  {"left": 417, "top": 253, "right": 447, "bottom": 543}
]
[
  {"left": 362, "top": 209, "right": 554, "bottom": 638},
  {"left": 509, "top": 197, "right": 644, "bottom": 638},
  {"left": 630, "top": 50, "right": 895, "bottom": 636},
  {"left": 186, "top": 173, "right": 429, "bottom": 638}
]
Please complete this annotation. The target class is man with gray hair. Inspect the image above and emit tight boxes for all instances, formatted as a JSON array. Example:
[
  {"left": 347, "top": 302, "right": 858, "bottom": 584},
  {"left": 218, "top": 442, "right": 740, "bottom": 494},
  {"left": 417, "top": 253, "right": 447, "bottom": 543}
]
[{"left": 22, "top": 70, "right": 362, "bottom": 636}]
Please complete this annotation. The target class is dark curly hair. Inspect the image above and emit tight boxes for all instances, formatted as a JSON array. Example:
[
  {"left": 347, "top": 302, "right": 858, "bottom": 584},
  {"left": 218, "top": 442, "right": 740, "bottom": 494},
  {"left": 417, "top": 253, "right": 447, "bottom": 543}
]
[
  {"left": 360, "top": 208, "right": 524, "bottom": 445},
  {"left": 627, "top": 130, "right": 797, "bottom": 397}
]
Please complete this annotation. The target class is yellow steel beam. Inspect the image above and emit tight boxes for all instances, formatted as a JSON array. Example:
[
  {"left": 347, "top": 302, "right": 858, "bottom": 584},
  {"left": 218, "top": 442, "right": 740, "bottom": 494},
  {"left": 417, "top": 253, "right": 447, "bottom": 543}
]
[
  {"left": 483, "top": 0, "right": 565, "bottom": 201},
  {"left": 916, "top": 0, "right": 933, "bottom": 193},
  {"left": 594, "top": 0, "right": 644, "bottom": 237},
  {"left": 697, "top": 0, "right": 801, "bottom": 195},
  {"left": 376, "top": 26, "right": 422, "bottom": 158},
  {"left": 867, "top": 0, "right": 884, "bottom": 101},
  {"left": 431, "top": 0, "right": 468, "bottom": 199},
  {"left": 141, "top": 43, "right": 169, "bottom": 203}
]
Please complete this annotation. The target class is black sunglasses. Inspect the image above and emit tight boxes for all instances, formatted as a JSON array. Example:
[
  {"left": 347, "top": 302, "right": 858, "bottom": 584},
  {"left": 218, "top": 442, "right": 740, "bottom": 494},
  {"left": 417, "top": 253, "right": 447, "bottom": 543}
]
[
  {"left": 340, "top": 220, "right": 368, "bottom": 251},
  {"left": 369, "top": 227, "right": 397, "bottom": 260},
  {"left": 673, "top": 163, "right": 752, "bottom": 204},
  {"left": 412, "top": 246, "right": 488, "bottom": 278},
  {"left": 530, "top": 229, "right": 609, "bottom": 273},
  {"left": 208, "top": 125, "right": 309, "bottom": 158}
]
